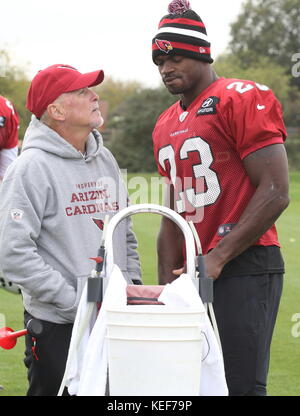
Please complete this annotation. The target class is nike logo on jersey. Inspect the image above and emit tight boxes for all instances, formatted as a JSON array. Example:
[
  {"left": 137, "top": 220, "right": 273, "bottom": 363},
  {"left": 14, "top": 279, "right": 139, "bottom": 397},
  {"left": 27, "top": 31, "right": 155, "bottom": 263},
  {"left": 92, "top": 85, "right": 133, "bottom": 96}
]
[
  {"left": 179, "top": 111, "right": 189, "bottom": 122},
  {"left": 257, "top": 104, "right": 266, "bottom": 111}
]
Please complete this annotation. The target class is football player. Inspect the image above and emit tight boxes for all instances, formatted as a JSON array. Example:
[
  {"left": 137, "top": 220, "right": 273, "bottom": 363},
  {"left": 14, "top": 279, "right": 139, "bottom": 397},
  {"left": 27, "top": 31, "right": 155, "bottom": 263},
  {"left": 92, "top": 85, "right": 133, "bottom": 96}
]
[
  {"left": 0, "top": 95, "right": 19, "bottom": 182},
  {"left": 0, "top": 96, "right": 20, "bottom": 294},
  {"left": 152, "top": 0, "right": 289, "bottom": 396}
]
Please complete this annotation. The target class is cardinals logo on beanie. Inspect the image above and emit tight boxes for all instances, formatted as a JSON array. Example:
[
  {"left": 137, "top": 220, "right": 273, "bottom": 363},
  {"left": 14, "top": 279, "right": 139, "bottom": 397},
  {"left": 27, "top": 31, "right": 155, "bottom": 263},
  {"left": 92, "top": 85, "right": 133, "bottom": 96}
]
[
  {"left": 152, "top": 0, "right": 213, "bottom": 64},
  {"left": 155, "top": 40, "right": 174, "bottom": 53}
]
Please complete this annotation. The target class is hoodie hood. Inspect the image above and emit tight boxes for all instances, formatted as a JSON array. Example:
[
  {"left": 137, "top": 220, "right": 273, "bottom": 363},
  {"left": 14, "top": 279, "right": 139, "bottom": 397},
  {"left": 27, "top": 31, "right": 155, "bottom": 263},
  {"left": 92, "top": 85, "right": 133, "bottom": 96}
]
[{"left": 22, "top": 116, "right": 103, "bottom": 162}]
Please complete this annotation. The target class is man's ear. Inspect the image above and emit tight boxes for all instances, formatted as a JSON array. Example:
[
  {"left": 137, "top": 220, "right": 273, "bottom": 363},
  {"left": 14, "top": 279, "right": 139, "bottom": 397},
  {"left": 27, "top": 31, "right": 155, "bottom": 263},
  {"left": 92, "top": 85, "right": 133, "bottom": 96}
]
[{"left": 47, "top": 102, "right": 66, "bottom": 121}]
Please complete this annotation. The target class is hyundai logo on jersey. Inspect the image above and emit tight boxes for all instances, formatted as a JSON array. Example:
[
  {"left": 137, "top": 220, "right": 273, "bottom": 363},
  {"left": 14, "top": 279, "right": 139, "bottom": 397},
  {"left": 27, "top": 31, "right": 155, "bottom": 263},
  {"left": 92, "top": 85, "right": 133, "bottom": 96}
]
[{"left": 197, "top": 96, "right": 220, "bottom": 116}]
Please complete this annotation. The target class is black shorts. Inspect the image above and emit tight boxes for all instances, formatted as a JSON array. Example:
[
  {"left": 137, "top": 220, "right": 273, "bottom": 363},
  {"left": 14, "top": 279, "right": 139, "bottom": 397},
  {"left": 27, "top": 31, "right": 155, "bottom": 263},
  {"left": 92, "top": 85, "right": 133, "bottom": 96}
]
[{"left": 212, "top": 246, "right": 284, "bottom": 396}]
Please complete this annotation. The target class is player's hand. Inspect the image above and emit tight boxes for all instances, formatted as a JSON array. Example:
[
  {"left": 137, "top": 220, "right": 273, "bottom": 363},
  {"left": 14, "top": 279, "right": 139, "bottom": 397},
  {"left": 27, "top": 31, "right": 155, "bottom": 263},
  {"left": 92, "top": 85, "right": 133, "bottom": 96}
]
[
  {"left": 172, "top": 251, "right": 225, "bottom": 280},
  {"left": 204, "top": 251, "right": 225, "bottom": 280}
]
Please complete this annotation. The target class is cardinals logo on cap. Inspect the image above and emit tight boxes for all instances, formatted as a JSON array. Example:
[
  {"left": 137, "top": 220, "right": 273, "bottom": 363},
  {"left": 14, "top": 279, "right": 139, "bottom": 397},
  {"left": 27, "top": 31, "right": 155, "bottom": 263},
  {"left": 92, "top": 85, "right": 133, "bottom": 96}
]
[{"left": 155, "top": 39, "right": 173, "bottom": 54}]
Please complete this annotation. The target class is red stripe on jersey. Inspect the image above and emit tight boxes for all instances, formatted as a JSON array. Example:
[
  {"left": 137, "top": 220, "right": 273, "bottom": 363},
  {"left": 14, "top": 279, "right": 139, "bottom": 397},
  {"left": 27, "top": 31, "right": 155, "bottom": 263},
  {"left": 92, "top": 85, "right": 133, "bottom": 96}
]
[
  {"left": 152, "top": 42, "right": 211, "bottom": 55},
  {"left": 159, "top": 18, "right": 205, "bottom": 29}
]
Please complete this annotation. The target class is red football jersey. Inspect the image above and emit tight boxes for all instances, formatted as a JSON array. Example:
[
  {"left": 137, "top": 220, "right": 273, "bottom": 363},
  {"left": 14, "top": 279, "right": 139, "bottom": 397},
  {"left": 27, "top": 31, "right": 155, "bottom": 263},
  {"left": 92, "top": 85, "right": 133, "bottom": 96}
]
[
  {"left": 0, "top": 95, "right": 19, "bottom": 150},
  {"left": 152, "top": 78, "right": 287, "bottom": 254}
]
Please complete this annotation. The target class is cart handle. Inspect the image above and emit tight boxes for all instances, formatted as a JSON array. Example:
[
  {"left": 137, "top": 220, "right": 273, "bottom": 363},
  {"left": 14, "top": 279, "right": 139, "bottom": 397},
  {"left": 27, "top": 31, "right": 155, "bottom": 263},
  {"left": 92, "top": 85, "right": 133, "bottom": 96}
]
[{"left": 104, "top": 204, "right": 196, "bottom": 278}]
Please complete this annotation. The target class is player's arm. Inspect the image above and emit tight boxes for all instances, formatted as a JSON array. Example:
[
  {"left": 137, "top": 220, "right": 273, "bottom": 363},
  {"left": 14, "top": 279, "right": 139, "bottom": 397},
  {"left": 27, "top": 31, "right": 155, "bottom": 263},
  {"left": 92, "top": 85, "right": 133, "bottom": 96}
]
[
  {"left": 205, "top": 143, "right": 290, "bottom": 279},
  {"left": 157, "top": 181, "right": 185, "bottom": 284}
]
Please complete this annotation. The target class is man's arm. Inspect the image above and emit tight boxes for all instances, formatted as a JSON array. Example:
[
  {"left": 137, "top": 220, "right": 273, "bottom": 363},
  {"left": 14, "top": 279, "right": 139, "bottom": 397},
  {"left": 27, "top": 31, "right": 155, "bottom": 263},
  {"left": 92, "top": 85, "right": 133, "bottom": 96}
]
[
  {"left": 205, "top": 143, "right": 290, "bottom": 279},
  {"left": 0, "top": 170, "right": 76, "bottom": 308}
]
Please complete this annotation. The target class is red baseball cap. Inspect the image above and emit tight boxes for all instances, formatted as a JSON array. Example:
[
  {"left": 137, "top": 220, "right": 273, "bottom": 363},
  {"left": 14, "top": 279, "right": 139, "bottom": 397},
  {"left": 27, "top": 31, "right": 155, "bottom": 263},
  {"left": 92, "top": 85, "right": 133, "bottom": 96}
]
[{"left": 26, "top": 64, "right": 105, "bottom": 119}]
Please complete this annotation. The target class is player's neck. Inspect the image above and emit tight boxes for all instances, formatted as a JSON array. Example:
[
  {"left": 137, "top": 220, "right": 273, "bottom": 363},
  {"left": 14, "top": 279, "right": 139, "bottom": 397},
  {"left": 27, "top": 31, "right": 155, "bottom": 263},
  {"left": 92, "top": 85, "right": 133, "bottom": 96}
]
[{"left": 181, "top": 69, "right": 219, "bottom": 110}]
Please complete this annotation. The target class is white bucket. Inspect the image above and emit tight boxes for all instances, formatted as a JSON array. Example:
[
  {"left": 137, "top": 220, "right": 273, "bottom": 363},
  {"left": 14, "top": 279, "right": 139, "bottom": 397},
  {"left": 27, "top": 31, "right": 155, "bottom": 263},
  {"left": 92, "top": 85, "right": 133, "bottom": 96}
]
[{"left": 106, "top": 305, "right": 204, "bottom": 396}]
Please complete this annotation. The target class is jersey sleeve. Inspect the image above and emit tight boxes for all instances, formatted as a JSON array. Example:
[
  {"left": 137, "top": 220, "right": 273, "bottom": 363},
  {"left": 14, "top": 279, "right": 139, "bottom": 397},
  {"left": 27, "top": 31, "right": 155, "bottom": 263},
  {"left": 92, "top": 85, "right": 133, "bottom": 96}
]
[
  {"left": 220, "top": 81, "right": 287, "bottom": 160},
  {"left": 152, "top": 114, "right": 171, "bottom": 179}
]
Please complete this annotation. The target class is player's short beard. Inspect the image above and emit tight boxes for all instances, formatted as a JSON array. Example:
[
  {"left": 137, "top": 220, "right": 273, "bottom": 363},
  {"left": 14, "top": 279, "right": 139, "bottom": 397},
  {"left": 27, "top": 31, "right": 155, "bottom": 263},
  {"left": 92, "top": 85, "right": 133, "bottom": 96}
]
[{"left": 164, "top": 83, "right": 184, "bottom": 96}]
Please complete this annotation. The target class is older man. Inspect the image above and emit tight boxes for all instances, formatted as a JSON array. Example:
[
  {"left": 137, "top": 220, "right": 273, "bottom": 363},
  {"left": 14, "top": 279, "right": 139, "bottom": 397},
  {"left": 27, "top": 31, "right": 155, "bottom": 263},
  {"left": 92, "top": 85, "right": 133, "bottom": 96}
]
[{"left": 0, "top": 64, "right": 141, "bottom": 396}]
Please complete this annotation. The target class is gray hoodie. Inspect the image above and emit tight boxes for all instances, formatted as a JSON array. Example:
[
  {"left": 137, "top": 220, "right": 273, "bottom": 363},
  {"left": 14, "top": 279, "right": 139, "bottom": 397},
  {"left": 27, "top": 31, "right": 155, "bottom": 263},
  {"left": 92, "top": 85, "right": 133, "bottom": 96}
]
[{"left": 0, "top": 117, "right": 141, "bottom": 324}]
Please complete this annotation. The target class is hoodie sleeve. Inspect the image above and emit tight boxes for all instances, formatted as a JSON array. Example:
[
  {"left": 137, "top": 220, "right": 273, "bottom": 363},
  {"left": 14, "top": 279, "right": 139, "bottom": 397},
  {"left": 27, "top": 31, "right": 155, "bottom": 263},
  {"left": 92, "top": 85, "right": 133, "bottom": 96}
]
[{"left": 0, "top": 166, "right": 76, "bottom": 309}]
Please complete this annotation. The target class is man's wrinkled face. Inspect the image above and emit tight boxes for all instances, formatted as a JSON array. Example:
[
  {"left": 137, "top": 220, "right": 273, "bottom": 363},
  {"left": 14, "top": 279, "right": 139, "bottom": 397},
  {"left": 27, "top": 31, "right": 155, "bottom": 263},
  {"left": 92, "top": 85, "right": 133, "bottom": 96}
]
[{"left": 59, "top": 88, "right": 104, "bottom": 129}]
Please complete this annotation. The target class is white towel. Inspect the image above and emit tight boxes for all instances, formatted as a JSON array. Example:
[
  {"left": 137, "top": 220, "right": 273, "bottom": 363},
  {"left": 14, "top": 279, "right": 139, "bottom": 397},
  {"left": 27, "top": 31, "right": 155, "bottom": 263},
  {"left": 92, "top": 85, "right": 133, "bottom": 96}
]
[
  {"left": 76, "top": 265, "right": 127, "bottom": 396},
  {"left": 61, "top": 283, "right": 98, "bottom": 396}
]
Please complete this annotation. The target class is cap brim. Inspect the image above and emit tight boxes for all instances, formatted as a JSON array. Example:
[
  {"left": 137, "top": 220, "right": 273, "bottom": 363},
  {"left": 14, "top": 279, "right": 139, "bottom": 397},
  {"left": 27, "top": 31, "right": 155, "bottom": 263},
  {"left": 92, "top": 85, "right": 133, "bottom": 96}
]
[{"left": 65, "top": 69, "right": 105, "bottom": 92}]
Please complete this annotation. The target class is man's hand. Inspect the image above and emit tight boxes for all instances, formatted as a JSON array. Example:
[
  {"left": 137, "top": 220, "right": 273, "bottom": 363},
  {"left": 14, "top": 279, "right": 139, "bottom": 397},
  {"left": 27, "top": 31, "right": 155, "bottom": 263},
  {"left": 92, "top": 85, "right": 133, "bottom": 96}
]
[
  {"left": 172, "top": 266, "right": 186, "bottom": 277},
  {"left": 172, "top": 249, "right": 225, "bottom": 280},
  {"left": 202, "top": 251, "right": 225, "bottom": 280}
]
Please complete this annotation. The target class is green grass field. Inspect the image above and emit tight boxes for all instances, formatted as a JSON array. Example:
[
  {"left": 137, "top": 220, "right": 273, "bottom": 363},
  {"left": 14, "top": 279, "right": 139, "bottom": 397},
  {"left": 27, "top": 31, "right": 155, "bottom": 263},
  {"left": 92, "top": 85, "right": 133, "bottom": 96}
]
[{"left": 0, "top": 172, "right": 299, "bottom": 396}]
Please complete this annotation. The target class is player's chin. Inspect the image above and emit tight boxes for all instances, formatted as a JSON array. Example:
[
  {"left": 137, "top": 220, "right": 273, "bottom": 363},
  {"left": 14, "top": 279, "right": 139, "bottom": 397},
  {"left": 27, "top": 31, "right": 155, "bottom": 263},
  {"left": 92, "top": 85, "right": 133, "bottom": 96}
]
[
  {"left": 164, "top": 79, "right": 184, "bottom": 95},
  {"left": 165, "top": 84, "right": 184, "bottom": 95}
]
